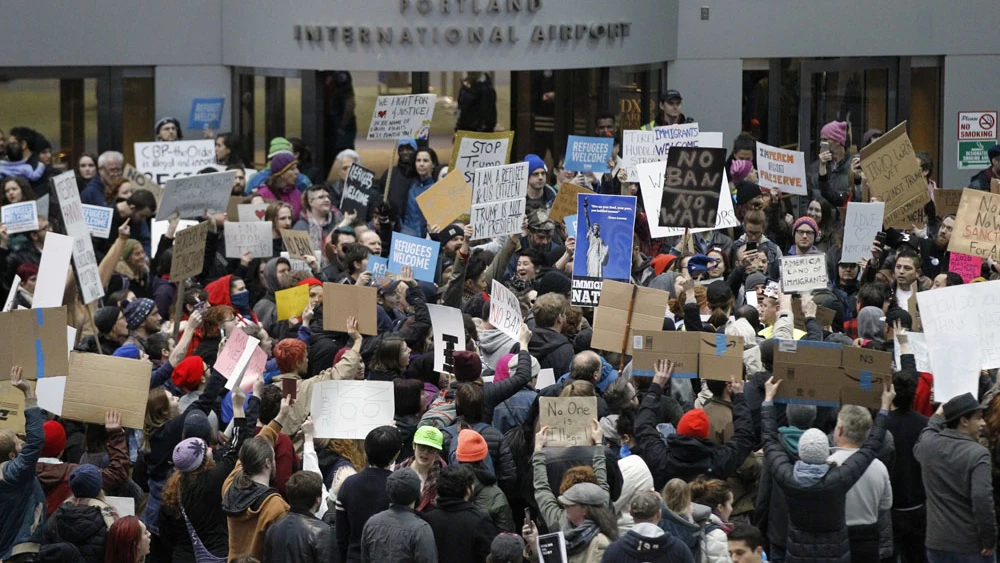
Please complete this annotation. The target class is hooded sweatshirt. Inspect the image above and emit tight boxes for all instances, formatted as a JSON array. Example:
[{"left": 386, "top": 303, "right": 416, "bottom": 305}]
[
  {"left": 528, "top": 326, "right": 575, "bottom": 376},
  {"left": 205, "top": 274, "right": 258, "bottom": 325},
  {"left": 253, "top": 257, "right": 288, "bottom": 334},
  {"left": 479, "top": 328, "right": 518, "bottom": 370},
  {"left": 614, "top": 456, "right": 655, "bottom": 534},
  {"left": 599, "top": 522, "right": 696, "bottom": 563}
]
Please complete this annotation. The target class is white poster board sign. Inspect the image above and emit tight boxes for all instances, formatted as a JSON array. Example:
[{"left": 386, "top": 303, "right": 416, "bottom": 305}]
[
  {"left": 310, "top": 380, "right": 395, "bottom": 439},
  {"left": 927, "top": 333, "right": 981, "bottom": 403},
  {"left": 489, "top": 280, "right": 522, "bottom": 341},
  {"left": 894, "top": 332, "right": 931, "bottom": 372},
  {"left": 471, "top": 162, "right": 528, "bottom": 240},
  {"left": 134, "top": 140, "right": 218, "bottom": 185},
  {"left": 224, "top": 221, "right": 272, "bottom": 259},
  {"left": 779, "top": 254, "right": 828, "bottom": 293},
  {"left": 426, "top": 304, "right": 466, "bottom": 374},
  {"left": 52, "top": 172, "right": 104, "bottom": 304},
  {"left": 841, "top": 202, "right": 885, "bottom": 264},
  {"left": 366, "top": 94, "right": 436, "bottom": 140},
  {"left": 33, "top": 232, "right": 74, "bottom": 309},
  {"left": 755, "top": 142, "right": 808, "bottom": 196},
  {"left": 156, "top": 171, "right": 236, "bottom": 220},
  {"left": 917, "top": 279, "right": 1000, "bottom": 369}
]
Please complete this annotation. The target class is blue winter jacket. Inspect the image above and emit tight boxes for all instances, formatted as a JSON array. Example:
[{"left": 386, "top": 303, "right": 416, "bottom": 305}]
[{"left": 0, "top": 401, "right": 47, "bottom": 559}]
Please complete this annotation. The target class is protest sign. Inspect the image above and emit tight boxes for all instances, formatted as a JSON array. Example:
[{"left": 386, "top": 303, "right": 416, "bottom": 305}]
[
  {"left": 935, "top": 188, "right": 963, "bottom": 217},
  {"left": 188, "top": 97, "right": 225, "bottom": 130},
  {"left": 236, "top": 348, "right": 268, "bottom": 393},
  {"left": 36, "top": 376, "right": 65, "bottom": 415},
  {"left": 536, "top": 368, "right": 556, "bottom": 390},
  {"left": 450, "top": 131, "right": 515, "bottom": 189},
  {"left": 134, "top": 140, "right": 218, "bottom": 185},
  {"left": 928, "top": 333, "right": 981, "bottom": 403},
  {"left": 772, "top": 340, "right": 891, "bottom": 409},
  {"left": 591, "top": 280, "right": 670, "bottom": 354},
  {"left": 0, "top": 307, "right": 69, "bottom": 380},
  {"left": 860, "top": 122, "right": 931, "bottom": 229},
  {"left": 213, "top": 326, "right": 259, "bottom": 380},
  {"left": 151, "top": 219, "right": 196, "bottom": 259},
  {"left": 489, "top": 280, "right": 522, "bottom": 341},
  {"left": 387, "top": 232, "right": 439, "bottom": 283},
  {"left": 276, "top": 284, "right": 311, "bottom": 321},
  {"left": 948, "top": 188, "right": 1000, "bottom": 261},
  {"left": 0, "top": 382, "right": 34, "bottom": 431},
  {"left": 564, "top": 135, "right": 614, "bottom": 174},
  {"left": 563, "top": 215, "right": 578, "bottom": 237},
  {"left": 62, "top": 352, "right": 151, "bottom": 429},
  {"left": 631, "top": 331, "right": 742, "bottom": 380},
  {"left": 237, "top": 203, "right": 269, "bottom": 222},
  {"left": 841, "top": 202, "right": 886, "bottom": 264},
  {"left": 548, "top": 182, "right": 594, "bottom": 223},
  {"left": 471, "top": 162, "right": 528, "bottom": 240},
  {"left": 53, "top": 171, "right": 104, "bottom": 304},
  {"left": 621, "top": 123, "right": 701, "bottom": 182},
  {"left": 416, "top": 171, "right": 473, "bottom": 229},
  {"left": 539, "top": 397, "right": 598, "bottom": 448},
  {"left": 2, "top": 275, "right": 18, "bottom": 313},
  {"left": 1, "top": 200, "right": 38, "bottom": 234},
  {"left": 225, "top": 196, "right": 242, "bottom": 221},
  {"left": 170, "top": 220, "right": 210, "bottom": 281},
  {"left": 427, "top": 304, "right": 466, "bottom": 374},
  {"left": 33, "top": 232, "right": 73, "bottom": 309},
  {"left": 637, "top": 161, "right": 738, "bottom": 237},
  {"left": 537, "top": 531, "right": 568, "bottom": 563},
  {"left": 367, "top": 94, "right": 436, "bottom": 140},
  {"left": 658, "top": 147, "right": 727, "bottom": 230},
  {"left": 367, "top": 256, "right": 389, "bottom": 282},
  {"left": 917, "top": 279, "right": 1000, "bottom": 369},
  {"left": 950, "top": 253, "right": 983, "bottom": 283},
  {"left": 341, "top": 163, "right": 377, "bottom": 218},
  {"left": 780, "top": 255, "right": 828, "bottom": 293},
  {"left": 755, "top": 142, "right": 807, "bottom": 196},
  {"left": 894, "top": 332, "right": 931, "bottom": 372},
  {"left": 122, "top": 163, "right": 162, "bottom": 201},
  {"left": 106, "top": 497, "right": 135, "bottom": 518},
  {"left": 323, "top": 283, "right": 378, "bottom": 335},
  {"left": 224, "top": 221, "right": 272, "bottom": 259},
  {"left": 279, "top": 228, "right": 315, "bottom": 261},
  {"left": 310, "top": 380, "right": 394, "bottom": 439},
  {"left": 156, "top": 170, "right": 235, "bottom": 220},
  {"left": 791, "top": 296, "right": 837, "bottom": 332},
  {"left": 80, "top": 204, "right": 113, "bottom": 238},
  {"left": 571, "top": 194, "right": 636, "bottom": 307}
]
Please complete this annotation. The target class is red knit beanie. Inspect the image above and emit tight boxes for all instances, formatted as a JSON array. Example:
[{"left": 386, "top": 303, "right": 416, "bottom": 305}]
[
  {"left": 172, "top": 356, "right": 205, "bottom": 392},
  {"left": 42, "top": 420, "right": 67, "bottom": 458},
  {"left": 677, "top": 409, "right": 710, "bottom": 440},
  {"left": 455, "top": 429, "right": 489, "bottom": 462}
]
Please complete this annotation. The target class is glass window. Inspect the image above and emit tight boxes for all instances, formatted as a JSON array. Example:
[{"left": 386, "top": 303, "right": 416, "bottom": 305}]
[
  {"left": 910, "top": 66, "right": 941, "bottom": 185},
  {"left": 122, "top": 77, "right": 155, "bottom": 166},
  {"left": 0, "top": 77, "right": 97, "bottom": 172}
]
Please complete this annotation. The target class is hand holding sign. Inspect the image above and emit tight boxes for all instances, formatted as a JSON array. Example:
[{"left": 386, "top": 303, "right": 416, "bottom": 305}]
[{"left": 10, "top": 366, "right": 31, "bottom": 399}]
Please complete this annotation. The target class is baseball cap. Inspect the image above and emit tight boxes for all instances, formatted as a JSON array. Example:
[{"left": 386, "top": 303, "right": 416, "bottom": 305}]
[
  {"left": 412, "top": 426, "right": 444, "bottom": 450},
  {"left": 661, "top": 89, "right": 683, "bottom": 102}
]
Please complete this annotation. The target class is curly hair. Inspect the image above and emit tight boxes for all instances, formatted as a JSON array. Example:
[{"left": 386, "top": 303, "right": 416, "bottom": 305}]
[
  {"left": 161, "top": 455, "right": 216, "bottom": 517},
  {"left": 558, "top": 465, "right": 597, "bottom": 495}
]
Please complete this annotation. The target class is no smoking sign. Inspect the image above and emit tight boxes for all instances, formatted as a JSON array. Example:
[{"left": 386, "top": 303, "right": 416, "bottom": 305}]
[{"left": 958, "top": 111, "right": 998, "bottom": 141}]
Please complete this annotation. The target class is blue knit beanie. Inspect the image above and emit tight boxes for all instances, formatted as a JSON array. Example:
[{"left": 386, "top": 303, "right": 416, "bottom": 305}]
[
  {"left": 524, "top": 154, "right": 546, "bottom": 175},
  {"left": 69, "top": 464, "right": 103, "bottom": 499}
]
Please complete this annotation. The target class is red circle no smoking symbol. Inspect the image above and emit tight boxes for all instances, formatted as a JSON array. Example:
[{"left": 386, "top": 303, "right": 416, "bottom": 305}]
[{"left": 980, "top": 114, "right": 995, "bottom": 130}]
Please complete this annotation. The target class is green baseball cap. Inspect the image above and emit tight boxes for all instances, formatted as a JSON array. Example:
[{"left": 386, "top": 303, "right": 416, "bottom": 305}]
[{"left": 412, "top": 426, "right": 443, "bottom": 450}]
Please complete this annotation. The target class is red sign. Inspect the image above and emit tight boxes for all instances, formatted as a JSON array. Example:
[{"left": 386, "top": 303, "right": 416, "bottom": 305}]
[{"left": 958, "top": 111, "right": 999, "bottom": 141}]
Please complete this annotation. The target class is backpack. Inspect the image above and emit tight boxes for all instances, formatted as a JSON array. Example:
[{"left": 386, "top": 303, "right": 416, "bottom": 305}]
[
  {"left": 442, "top": 422, "right": 496, "bottom": 476},
  {"left": 659, "top": 503, "right": 718, "bottom": 563}
]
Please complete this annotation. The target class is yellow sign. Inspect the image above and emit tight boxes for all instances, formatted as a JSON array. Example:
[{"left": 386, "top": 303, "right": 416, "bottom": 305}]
[{"left": 276, "top": 284, "right": 310, "bottom": 321}]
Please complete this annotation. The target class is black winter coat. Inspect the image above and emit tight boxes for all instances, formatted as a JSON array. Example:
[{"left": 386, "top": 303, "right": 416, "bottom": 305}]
[
  {"left": 762, "top": 404, "right": 888, "bottom": 563},
  {"left": 44, "top": 501, "right": 113, "bottom": 563},
  {"left": 440, "top": 417, "right": 518, "bottom": 495},
  {"left": 424, "top": 497, "right": 497, "bottom": 563},
  {"left": 635, "top": 383, "right": 756, "bottom": 490},
  {"left": 263, "top": 508, "right": 335, "bottom": 563},
  {"left": 528, "top": 327, "right": 575, "bottom": 376}
]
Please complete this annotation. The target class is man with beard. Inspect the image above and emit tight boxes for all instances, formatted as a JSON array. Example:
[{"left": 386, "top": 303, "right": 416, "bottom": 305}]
[
  {"left": 0, "top": 127, "right": 46, "bottom": 186},
  {"left": 81, "top": 150, "right": 125, "bottom": 206},
  {"left": 122, "top": 297, "right": 162, "bottom": 353},
  {"left": 504, "top": 210, "right": 563, "bottom": 280},
  {"left": 381, "top": 138, "right": 418, "bottom": 219},
  {"left": 93, "top": 189, "right": 157, "bottom": 261},
  {"left": 924, "top": 215, "right": 954, "bottom": 276}
]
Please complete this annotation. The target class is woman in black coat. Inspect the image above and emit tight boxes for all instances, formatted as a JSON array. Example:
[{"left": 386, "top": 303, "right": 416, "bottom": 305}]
[{"left": 761, "top": 377, "right": 893, "bottom": 563}]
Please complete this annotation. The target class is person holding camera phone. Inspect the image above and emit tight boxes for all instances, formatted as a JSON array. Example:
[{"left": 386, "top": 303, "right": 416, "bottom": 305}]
[{"left": 807, "top": 120, "right": 858, "bottom": 208}]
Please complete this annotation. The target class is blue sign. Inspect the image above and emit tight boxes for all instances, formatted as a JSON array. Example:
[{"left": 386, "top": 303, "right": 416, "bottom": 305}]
[
  {"left": 188, "top": 97, "right": 226, "bottom": 130},
  {"left": 564, "top": 135, "right": 614, "bottom": 174},
  {"left": 564, "top": 214, "right": 578, "bottom": 239},
  {"left": 570, "top": 193, "right": 637, "bottom": 307},
  {"left": 367, "top": 256, "right": 389, "bottom": 283},
  {"left": 387, "top": 232, "right": 440, "bottom": 283}
]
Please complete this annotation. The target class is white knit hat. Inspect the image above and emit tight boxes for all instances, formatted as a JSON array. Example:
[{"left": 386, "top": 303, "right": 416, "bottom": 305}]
[{"left": 797, "top": 428, "right": 830, "bottom": 465}]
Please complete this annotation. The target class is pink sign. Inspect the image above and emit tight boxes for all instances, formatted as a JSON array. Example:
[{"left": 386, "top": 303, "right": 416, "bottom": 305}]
[
  {"left": 213, "top": 326, "right": 249, "bottom": 378},
  {"left": 237, "top": 348, "right": 268, "bottom": 393},
  {"left": 949, "top": 253, "right": 983, "bottom": 284}
]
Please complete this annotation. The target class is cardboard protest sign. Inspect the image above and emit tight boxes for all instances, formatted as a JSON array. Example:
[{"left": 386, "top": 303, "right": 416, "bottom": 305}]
[
  {"left": 755, "top": 142, "right": 807, "bottom": 196},
  {"left": 237, "top": 203, "right": 269, "bottom": 222},
  {"left": 151, "top": 219, "right": 196, "bottom": 259},
  {"left": 791, "top": 296, "right": 837, "bottom": 332},
  {"left": 570, "top": 194, "right": 636, "bottom": 307},
  {"left": 123, "top": 163, "right": 162, "bottom": 201},
  {"left": 927, "top": 333, "right": 981, "bottom": 403},
  {"left": 590, "top": 280, "right": 669, "bottom": 354},
  {"left": 950, "top": 252, "right": 983, "bottom": 283},
  {"left": 539, "top": 397, "right": 598, "bottom": 447},
  {"left": 658, "top": 147, "right": 727, "bottom": 230},
  {"left": 948, "top": 188, "right": 1000, "bottom": 261},
  {"left": 427, "top": 304, "right": 466, "bottom": 374},
  {"left": 489, "top": 280, "right": 522, "bottom": 341},
  {"left": 156, "top": 170, "right": 235, "bottom": 220},
  {"left": 81, "top": 204, "right": 113, "bottom": 238},
  {"left": 859, "top": 122, "right": 931, "bottom": 229},
  {"left": 0, "top": 381, "right": 34, "bottom": 431},
  {"left": 908, "top": 294, "right": 922, "bottom": 332},
  {"left": 367, "top": 94, "right": 436, "bottom": 140},
  {"left": 33, "top": 232, "right": 73, "bottom": 309},
  {"left": 471, "top": 162, "right": 528, "bottom": 240},
  {"left": 279, "top": 228, "right": 315, "bottom": 261},
  {"left": 134, "top": 140, "right": 218, "bottom": 185},
  {"left": 62, "top": 352, "right": 151, "bottom": 429},
  {"left": 416, "top": 171, "right": 472, "bottom": 229},
  {"left": 225, "top": 196, "right": 242, "bottom": 221},
  {"left": 565, "top": 136, "right": 614, "bottom": 174},
  {"left": 780, "top": 255, "right": 828, "bottom": 293},
  {"left": 323, "top": 283, "right": 378, "bottom": 335},
  {"left": 630, "top": 330, "right": 742, "bottom": 381},
  {"left": 450, "top": 131, "right": 515, "bottom": 189},
  {"left": 917, "top": 279, "right": 1000, "bottom": 369},
  {"left": 188, "top": 97, "right": 225, "bottom": 130},
  {"left": 771, "top": 340, "right": 890, "bottom": 409},
  {"left": 387, "top": 232, "right": 439, "bottom": 283},
  {"left": 840, "top": 202, "right": 885, "bottom": 264},
  {"left": 170, "top": 220, "right": 210, "bottom": 281},
  {"left": 52, "top": 171, "right": 104, "bottom": 304},
  {"left": 637, "top": 161, "right": 738, "bottom": 237},
  {"left": 224, "top": 221, "right": 272, "bottom": 259},
  {"left": 1, "top": 200, "right": 38, "bottom": 234},
  {"left": 934, "top": 188, "right": 963, "bottom": 217},
  {"left": 341, "top": 163, "right": 377, "bottom": 218},
  {"left": 0, "top": 307, "right": 69, "bottom": 380},
  {"left": 276, "top": 284, "right": 310, "bottom": 321},
  {"left": 310, "top": 380, "right": 394, "bottom": 439},
  {"left": 548, "top": 182, "right": 593, "bottom": 223}
]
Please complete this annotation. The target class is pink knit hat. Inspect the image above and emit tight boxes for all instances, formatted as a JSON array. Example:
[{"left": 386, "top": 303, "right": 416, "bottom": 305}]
[
  {"left": 820, "top": 121, "right": 848, "bottom": 147},
  {"left": 492, "top": 353, "right": 516, "bottom": 383},
  {"left": 730, "top": 159, "right": 753, "bottom": 183}
]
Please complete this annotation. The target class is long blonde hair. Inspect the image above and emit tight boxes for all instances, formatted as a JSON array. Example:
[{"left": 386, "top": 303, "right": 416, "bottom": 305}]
[{"left": 141, "top": 388, "right": 172, "bottom": 452}]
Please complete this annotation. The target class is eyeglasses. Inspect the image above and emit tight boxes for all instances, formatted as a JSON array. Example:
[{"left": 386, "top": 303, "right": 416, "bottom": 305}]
[{"left": 794, "top": 229, "right": 815, "bottom": 236}]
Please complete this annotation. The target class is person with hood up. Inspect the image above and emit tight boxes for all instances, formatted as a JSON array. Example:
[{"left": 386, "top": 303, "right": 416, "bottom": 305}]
[
  {"left": 380, "top": 138, "right": 418, "bottom": 218},
  {"left": 44, "top": 464, "right": 121, "bottom": 563},
  {"left": 603, "top": 489, "right": 695, "bottom": 563},
  {"left": 423, "top": 465, "right": 499, "bottom": 563},
  {"left": 612, "top": 455, "right": 655, "bottom": 534},
  {"left": 221, "top": 394, "right": 292, "bottom": 560},
  {"left": 760, "top": 376, "right": 894, "bottom": 563},
  {"left": 205, "top": 274, "right": 258, "bottom": 328},
  {"left": 253, "top": 256, "right": 291, "bottom": 336}
]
